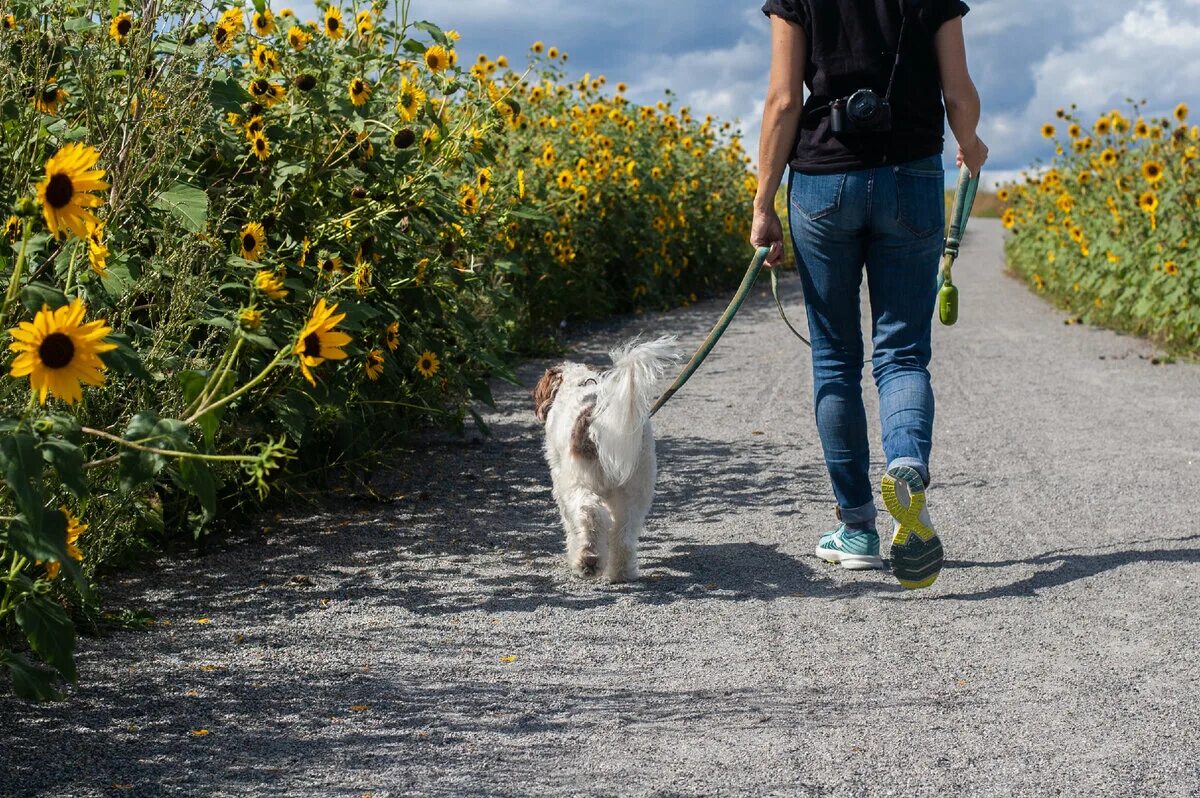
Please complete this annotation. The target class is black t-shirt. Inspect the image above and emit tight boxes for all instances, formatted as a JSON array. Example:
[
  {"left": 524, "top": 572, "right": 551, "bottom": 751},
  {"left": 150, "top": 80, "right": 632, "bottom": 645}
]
[{"left": 761, "top": 0, "right": 969, "bottom": 173}]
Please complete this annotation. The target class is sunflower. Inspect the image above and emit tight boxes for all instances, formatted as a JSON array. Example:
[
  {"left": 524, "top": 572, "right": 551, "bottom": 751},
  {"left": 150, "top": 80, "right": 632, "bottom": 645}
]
[
  {"left": 391, "top": 128, "right": 416, "bottom": 148},
  {"left": 1100, "top": 148, "right": 1118, "bottom": 168},
  {"left": 1001, "top": 208, "right": 1017, "bottom": 230},
  {"left": 2, "top": 14, "right": 15, "bottom": 29},
  {"left": 294, "top": 298, "right": 351, "bottom": 386},
  {"left": 287, "top": 25, "right": 311, "bottom": 50},
  {"left": 1134, "top": 118, "right": 1150, "bottom": 138},
  {"left": 86, "top": 221, "right": 108, "bottom": 276},
  {"left": 547, "top": 46, "right": 559, "bottom": 59},
  {"left": 1040, "top": 123, "right": 1056, "bottom": 139},
  {"left": 459, "top": 185, "right": 479, "bottom": 215},
  {"left": 354, "top": 264, "right": 372, "bottom": 294},
  {"left": 212, "top": 20, "right": 236, "bottom": 51},
  {"left": 252, "top": 8, "right": 274, "bottom": 36},
  {"left": 1056, "top": 194, "right": 1074, "bottom": 214},
  {"left": 43, "top": 507, "right": 86, "bottom": 580},
  {"left": 279, "top": 7, "right": 294, "bottom": 17},
  {"left": 8, "top": 298, "right": 117, "bottom": 405},
  {"left": 248, "top": 78, "right": 286, "bottom": 107},
  {"left": 318, "top": 254, "right": 344, "bottom": 278},
  {"left": 477, "top": 167, "right": 492, "bottom": 193},
  {"left": 37, "top": 143, "right": 108, "bottom": 240},
  {"left": 1093, "top": 117, "right": 1111, "bottom": 136},
  {"left": 557, "top": 170, "right": 573, "bottom": 190},
  {"left": 32, "top": 83, "right": 69, "bottom": 115},
  {"left": 1164, "top": 260, "right": 1180, "bottom": 277},
  {"left": 255, "top": 269, "right": 288, "bottom": 300},
  {"left": 240, "top": 222, "right": 266, "bottom": 261},
  {"left": 364, "top": 349, "right": 384, "bottom": 381},
  {"left": 1139, "top": 191, "right": 1158, "bottom": 214},
  {"left": 1141, "top": 160, "right": 1165, "bottom": 184},
  {"left": 219, "top": 7, "right": 245, "bottom": 32},
  {"left": 396, "top": 77, "right": 426, "bottom": 121},
  {"left": 384, "top": 321, "right": 400, "bottom": 351},
  {"left": 1175, "top": 103, "right": 1189, "bottom": 124},
  {"left": 4, "top": 215, "right": 21, "bottom": 242},
  {"left": 109, "top": 12, "right": 133, "bottom": 43},
  {"left": 531, "top": 40, "right": 544, "bottom": 54},
  {"left": 251, "top": 132, "right": 270, "bottom": 160},
  {"left": 415, "top": 350, "right": 439, "bottom": 378},
  {"left": 517, "top": 168, "right": 525, "bottom": 200},
  {"left": 239, "top": 306, "right": 262, "bottom": 330},
  {"left": 294, "top": 72, "right": 317, "bottom": 92},
  {"left": 323, "top": 5, "right": 344, "bottom": 38},
  {"left": 355, "top": 9, "right": 372, "bottom": 35},
  {"left": 251, "top": 45, "right": 280, "bottom": 73},
  {"left": 348, "top": 77, "right": 371, "bottom": 106},
  {"left": 425, "top": 44, "right": 450, "bottom": 73}
]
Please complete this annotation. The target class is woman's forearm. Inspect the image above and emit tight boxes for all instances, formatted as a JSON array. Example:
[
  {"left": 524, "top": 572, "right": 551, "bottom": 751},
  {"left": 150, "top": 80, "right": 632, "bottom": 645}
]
[
  {"left": 945, "top": 86, "right": 981, "bottom": 148},
  {"left": 755, "top": 94, "right": 803, "bottom": 210}
]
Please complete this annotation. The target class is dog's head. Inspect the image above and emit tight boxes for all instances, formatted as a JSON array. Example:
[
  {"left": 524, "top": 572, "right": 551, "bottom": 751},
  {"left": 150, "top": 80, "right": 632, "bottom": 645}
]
[{"left": 531, "top": 365, "right": 563, "bottom": 424}]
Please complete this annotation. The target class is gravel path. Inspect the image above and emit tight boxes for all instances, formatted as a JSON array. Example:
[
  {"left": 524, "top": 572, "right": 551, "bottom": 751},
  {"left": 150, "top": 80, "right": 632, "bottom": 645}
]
[{"left": 3, "top": 220, "right": 1199, "bottom": 798}]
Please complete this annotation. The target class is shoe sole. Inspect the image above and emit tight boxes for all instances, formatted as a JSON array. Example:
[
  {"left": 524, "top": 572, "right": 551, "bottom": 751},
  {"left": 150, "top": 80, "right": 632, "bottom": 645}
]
[
  {"left": 814, "top": 545, "right": 884, "bottom": 571},
  {"left": 881, "top": 466, "right": 944, "bottom": 590}
]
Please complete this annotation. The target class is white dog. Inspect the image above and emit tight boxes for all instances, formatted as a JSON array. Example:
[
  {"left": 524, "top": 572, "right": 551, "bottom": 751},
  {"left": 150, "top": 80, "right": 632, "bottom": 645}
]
[{"left": 532, "top": 337, "right": 678, "bottom": 582}]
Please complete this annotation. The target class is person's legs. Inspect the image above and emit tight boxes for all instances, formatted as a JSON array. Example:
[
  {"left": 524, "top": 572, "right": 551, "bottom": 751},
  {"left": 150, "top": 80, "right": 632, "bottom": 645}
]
[
  {"left": 786, "top": 168, "right": 875, "bottom": 530},
  {"left": 865, "top": 154, "right": 946, "bottom": 589}
]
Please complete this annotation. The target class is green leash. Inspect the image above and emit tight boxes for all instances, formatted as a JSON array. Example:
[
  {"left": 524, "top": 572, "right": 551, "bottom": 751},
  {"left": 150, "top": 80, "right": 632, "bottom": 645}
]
[{"left": 650, "top": 165, "right": 981, "bottom": 416}]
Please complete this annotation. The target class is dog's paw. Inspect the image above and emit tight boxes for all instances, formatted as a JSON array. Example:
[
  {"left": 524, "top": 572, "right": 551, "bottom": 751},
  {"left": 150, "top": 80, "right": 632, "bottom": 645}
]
[
  {"left": 604, "top": 564, "right": 639, "bottom": 584},
  {"left": 572, "top": 550, "right": 600, "bottom": 580}
]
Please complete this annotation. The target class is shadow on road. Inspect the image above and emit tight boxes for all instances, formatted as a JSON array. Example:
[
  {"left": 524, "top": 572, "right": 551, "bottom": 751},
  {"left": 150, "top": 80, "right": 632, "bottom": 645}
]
[{"left": 939, "top": 534, "right": 1200, "bottom": 600}]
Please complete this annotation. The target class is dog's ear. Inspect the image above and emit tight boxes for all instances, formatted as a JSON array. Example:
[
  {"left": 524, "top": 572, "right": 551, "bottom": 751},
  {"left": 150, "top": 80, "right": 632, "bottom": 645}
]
[{"left": 532, "top": 366, "right": 563, "bottom": 424}]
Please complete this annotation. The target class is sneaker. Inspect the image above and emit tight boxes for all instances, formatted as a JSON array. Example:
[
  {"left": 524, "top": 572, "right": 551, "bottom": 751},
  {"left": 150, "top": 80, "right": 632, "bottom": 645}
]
[
  {"left": 881, "top": 465, "right": 944, "bottom": 590},
  {"left": 814, "top": 524, "right": 884, "bottom": 570}
]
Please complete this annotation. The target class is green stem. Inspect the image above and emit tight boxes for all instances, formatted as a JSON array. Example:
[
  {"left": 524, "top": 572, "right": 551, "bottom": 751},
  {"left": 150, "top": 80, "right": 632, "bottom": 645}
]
[
  {"left": 2, "top": 220, "right": 33, "bottom": 321},
  {"left": 0, "top": 551, "right": 29, "bottom": 620},
  {"left": 80, "top": 426, "right": 261, "bottom": 463},
  {"left": 63, "top": 240, "right": 81, "bottom": 295},
  {"left": 184, "top": 347, "right": 290, "bottom": 425},
  {"left": 185, "top": 337, "right": 244, "bottom": 418}
]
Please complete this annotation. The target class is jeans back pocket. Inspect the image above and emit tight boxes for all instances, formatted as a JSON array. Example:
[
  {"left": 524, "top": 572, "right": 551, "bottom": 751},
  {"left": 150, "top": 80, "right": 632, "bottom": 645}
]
[
  {"left": 791, "top": 172, "right": 846, "bottom": 221},
  {"left": 894, "top": 158, "right": 944, "bottom": 238}
]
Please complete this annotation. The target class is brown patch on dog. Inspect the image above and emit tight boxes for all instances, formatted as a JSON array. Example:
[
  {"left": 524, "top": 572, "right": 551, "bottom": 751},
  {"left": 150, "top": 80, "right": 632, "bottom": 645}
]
[
  {"left": 571, "top": 405, "right": 598, "bottom": 460},
  {"left": 532, "top": 366, "right": 563, "bottom": 424}
]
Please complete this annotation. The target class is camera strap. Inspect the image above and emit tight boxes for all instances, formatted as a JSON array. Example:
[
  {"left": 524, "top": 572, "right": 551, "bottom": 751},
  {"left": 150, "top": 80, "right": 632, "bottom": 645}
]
[{"left": 883, "top": 0, "right": 910, "bottom": 103}]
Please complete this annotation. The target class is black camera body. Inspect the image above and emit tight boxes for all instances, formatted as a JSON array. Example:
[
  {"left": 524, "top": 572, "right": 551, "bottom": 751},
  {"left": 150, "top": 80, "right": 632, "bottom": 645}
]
[{"left": 830, "top": 89, "right": 894, "bottom": 136}]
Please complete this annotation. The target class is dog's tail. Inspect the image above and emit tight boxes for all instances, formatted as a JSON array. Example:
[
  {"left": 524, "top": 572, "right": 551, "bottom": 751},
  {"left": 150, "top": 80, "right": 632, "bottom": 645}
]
[{"left": 591, "top": 336, "right": 679, "bottom": 485}]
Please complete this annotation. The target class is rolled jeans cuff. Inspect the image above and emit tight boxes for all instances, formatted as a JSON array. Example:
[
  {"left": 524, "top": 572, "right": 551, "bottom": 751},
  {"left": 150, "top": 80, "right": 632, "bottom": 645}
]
[
  {"left": 838, "top": 498, "right": 878, "bottom": 528},
  {"left": 888, "top": 457, "right": 930, "bottom": 487}
]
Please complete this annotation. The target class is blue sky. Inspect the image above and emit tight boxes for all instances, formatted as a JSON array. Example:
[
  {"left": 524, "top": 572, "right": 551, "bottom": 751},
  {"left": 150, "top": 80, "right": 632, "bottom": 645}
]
[{"left": 306, "top": 1, "right": 1200, "bottom": 187}]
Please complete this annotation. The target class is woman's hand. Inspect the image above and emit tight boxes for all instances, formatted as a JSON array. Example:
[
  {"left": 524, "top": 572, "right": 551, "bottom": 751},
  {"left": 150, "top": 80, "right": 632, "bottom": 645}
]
[
  {"left": 750, "top": 203, "right": 786, "bottom": 267},
  {"left": 956, "top": 135, "right": 989, "bottom": 178}
]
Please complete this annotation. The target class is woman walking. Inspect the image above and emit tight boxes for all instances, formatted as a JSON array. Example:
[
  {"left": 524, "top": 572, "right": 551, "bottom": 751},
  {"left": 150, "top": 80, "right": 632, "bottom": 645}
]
[{"left": 752, "top": 0, "right": 987, "bottom": 589}]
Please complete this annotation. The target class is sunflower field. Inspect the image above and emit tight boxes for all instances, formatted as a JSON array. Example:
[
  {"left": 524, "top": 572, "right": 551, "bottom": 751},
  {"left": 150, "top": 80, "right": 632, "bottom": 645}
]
[
  {"left": 1000, "top": 103, "right": 1199, "bottom": 354},
  {"left": 0, "top": 0, "right": 753, "bottom": 699}
]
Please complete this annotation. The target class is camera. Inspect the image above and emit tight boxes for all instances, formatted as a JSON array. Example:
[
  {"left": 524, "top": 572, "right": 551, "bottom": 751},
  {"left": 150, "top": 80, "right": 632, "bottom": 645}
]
[{"left": 830, "top": 89, "right": 893, "bottom": 135}]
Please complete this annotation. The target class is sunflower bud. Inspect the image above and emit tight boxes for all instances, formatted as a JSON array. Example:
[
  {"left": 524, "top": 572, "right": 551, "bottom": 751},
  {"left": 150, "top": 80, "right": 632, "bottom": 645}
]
[
  {"left": 294, "top": 73, "right": 317, "bottom": 92},
  {"left": 15, "top": 195, "right": 39, "bottom": 218},
  {"left": 32, "top": 417, "right": 54, "bottom": 435}
]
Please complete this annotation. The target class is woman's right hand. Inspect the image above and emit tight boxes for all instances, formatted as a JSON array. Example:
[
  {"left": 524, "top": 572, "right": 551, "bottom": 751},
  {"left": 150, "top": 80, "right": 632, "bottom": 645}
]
[
  {"left": 957, "top": 135, "right": 989, "bottom": 178},
  {"left": 750, "top": 204, "right": 785, "bottom": 267}
]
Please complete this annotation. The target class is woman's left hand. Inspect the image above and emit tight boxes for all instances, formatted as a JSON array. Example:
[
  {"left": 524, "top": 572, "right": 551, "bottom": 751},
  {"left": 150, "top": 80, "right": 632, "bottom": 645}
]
[{"left": 750, "top": 205, "right": 785, "bottom": 267}]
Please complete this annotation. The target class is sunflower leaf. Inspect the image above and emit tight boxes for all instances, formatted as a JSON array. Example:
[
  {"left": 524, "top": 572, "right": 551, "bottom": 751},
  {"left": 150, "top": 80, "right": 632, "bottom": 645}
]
[
  {"left": 118, "top": 411, "right": 166, "bottom": 491},
  {"left": 413, "top": 20, "right": 447, "bottom": 45},
  {"left": 0, "top": 433, "right": 45, "bottom": 524},
  {"left": 39, "top": 438, "right": 88, "bottom": 499},
  {"left": 178, "top": 458, "right": 217, "bottom": 525},
  {"left": 0, "top": 649, "right": 62, "bottom": 702},
  {"left": 100, "top": 333, "right": 152, "bottom": 381},
  {"left": 401, "top": 39, "right": 426, "bottom": 55},
  {"left": 151, "top": 182, "right": 208, "bottom": 233},
  {"left": 19, "top": 282, "right": 69, "bottom": 314},
  {"left": 15, "top": 594, "right": 77, "bottom": 683}
]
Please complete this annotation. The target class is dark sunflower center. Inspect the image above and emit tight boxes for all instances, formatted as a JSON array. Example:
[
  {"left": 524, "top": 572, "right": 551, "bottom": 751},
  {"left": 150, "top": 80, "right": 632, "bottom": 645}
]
[
  {"left": 45, "top": 173, "right": 74, "bottom": 209},
  {"left": 251, "top": 78, "right": 269, "bottom": 94},
  {"left": 255, "top": 138, "right": 266, "bottom": 151},
  {"left": 38, "top": 332, "right": 75, "bottom": 369},
  {"left": 215, "top": 26, "right": 228, "bottom": 42},
  {"left": 420, "top": 358, "right": 431, "bottom": 370},
  {"left": 328, "top": 17, "right": 339, "bottom": 30},
  {"left": 394, "top": 128, "right": 415, "bottom": 148},
  {"left": 42, "top": 87, "right": 60, "bottom": 103},
  {"left": 353, "top": 80, "right": 364, "bottom": 93},
  {"left": 303, "top": 332, "right": 322, "bottom": 357},
  {"left": 296, "top": 74, "right": 316, "bottom": 91},
  {"left": 117, "top": 18, "right": 131, "bottom": 35},
  {"left": 242, "top": 233, "right": 256, "bottom": 251}
]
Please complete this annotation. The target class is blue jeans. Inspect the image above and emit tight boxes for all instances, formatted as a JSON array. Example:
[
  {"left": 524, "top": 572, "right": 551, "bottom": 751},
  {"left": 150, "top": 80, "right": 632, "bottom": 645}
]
[{"left": 786, "top": 155, "right": 944, "bottom": 529}]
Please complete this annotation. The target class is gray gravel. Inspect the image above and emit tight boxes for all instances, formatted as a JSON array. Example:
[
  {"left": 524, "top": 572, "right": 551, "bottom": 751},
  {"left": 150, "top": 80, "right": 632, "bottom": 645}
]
[{"left": 2, "top": 220, "right": 1199, "bottom": 798}]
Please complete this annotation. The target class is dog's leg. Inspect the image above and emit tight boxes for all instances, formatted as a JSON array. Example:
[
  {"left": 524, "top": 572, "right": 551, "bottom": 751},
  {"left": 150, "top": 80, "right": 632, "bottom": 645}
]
[
  {"left": 604, "top": 495, "right": 642, "bottom": 584},
  {"left": 563, "top": 487, "right": 611, "bottom": 579}
]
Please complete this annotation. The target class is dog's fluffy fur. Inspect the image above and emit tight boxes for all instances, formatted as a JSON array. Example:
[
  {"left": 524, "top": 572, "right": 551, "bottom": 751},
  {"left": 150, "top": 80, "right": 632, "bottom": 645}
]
[{"left": 532, "top": 337, "right": 678, "bottom": 582}]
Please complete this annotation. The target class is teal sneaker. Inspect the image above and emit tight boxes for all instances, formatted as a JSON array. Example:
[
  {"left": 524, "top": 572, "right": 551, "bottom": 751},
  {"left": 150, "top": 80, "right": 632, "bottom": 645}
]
[
  {"left": 881, "top": 465, "right": 944, "bottom": 590},
  {"left": 814, "top": 524, "right": 884, "bottom": 571}
]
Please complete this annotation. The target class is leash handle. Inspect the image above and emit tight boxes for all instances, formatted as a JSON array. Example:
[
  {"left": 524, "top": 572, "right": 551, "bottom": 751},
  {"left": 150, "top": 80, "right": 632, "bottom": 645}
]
[
  {"left": 649, "top": 246, "right": 770, "bottom": 416},
  {"left": 938, "top": 165, "right": 980, "bottom": 326}
]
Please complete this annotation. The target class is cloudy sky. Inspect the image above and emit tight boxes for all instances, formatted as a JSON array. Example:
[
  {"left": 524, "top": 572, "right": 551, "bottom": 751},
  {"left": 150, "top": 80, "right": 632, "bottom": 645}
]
[{"left": 387, "top": 0, "right": 1200, "bottom": 188}]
